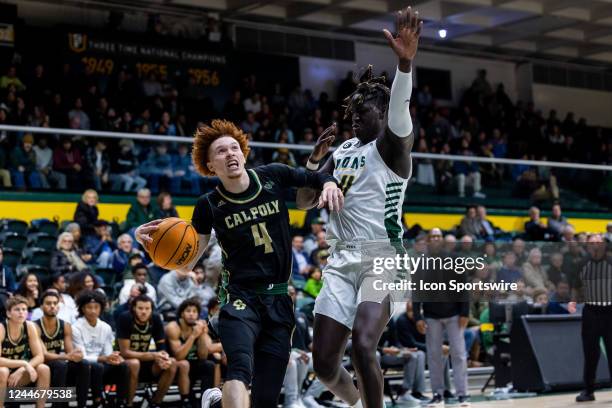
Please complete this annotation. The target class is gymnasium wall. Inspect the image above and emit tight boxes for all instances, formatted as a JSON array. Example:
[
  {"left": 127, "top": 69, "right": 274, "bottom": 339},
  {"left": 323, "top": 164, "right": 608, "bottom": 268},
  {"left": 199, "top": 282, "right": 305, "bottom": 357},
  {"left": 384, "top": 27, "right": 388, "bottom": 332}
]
[
  {"left": 532, "top": 83, "right": 612, "bottom": 127},
  {"left": 299, "top": 42, "right": 519, "bottom": 104}
]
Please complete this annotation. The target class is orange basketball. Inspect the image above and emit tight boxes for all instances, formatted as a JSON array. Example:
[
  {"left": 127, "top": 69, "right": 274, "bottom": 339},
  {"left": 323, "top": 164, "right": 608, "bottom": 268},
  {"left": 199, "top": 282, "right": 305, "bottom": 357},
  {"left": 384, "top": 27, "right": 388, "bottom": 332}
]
[{"left": 146, "top": 217, "right": 199, "bottom": 270}]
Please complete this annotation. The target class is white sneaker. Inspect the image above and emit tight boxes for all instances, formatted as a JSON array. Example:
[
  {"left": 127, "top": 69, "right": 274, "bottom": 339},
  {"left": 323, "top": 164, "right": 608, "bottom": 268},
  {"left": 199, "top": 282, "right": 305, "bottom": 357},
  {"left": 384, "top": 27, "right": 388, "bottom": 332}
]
[
  {"left": 399, "top": 391, "right": 420, "bottom": 403},
  {"left": 472, "top": 192, "right": 486, "bottom": 198},
  {"left": 201, "top": 387, "right": 222, "bottom": 408},
  {"left": 303, "top": 395, "right": 324, "bottom": 408}
]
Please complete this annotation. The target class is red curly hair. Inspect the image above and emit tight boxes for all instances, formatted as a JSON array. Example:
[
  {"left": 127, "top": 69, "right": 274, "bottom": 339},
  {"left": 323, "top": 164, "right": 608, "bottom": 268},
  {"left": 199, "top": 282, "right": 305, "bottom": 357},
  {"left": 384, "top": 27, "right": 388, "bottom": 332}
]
[{"left": 192, "top": 119, "right": 251, "bottom": 177}]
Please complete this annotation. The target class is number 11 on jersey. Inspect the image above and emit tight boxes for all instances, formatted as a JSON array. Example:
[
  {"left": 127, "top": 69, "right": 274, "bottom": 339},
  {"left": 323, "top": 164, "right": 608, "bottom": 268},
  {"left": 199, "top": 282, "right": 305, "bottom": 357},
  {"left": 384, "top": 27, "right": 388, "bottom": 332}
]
[{"left": 251, "top": 222, "right": 273, "bottom": 253}]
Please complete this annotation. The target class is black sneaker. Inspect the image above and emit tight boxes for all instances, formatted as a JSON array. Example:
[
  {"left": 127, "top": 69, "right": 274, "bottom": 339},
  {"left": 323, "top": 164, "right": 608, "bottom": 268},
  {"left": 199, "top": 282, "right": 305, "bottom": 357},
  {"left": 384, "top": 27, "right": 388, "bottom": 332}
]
[
  {"left": 426, "top": 393, "right": 444, "bottom": 407},
  {"left": 458, "top": 395, "right": 471, "bottom": 407},
  {"left": 576, "top": 391, "right": 595, "bottom": 402},
  {"left": 412, "top": 391, "right": 429, "bottom": 401},
  {"left": 444, "top": 390, "right": 456, "bottom": 400}
]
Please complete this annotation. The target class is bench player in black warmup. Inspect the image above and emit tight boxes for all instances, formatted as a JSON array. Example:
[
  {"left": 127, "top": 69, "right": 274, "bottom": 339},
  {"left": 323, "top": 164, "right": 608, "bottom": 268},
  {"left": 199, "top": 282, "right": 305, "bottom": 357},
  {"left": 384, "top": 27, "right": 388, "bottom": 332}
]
[
  {"left": 0, "top": 295, "right": 50, "bottom": 408},
  {"left": 35, "top": 290, "right": 90, "bottom": 408},
  {"left": 117, "top": 294, "right": 180, "bottom": 408},
  {"left": 166, "top": 297, "right": 218, "bottom": 405},
  {"left": 136, "top": 119, "right": 343, "bottom": 408}
]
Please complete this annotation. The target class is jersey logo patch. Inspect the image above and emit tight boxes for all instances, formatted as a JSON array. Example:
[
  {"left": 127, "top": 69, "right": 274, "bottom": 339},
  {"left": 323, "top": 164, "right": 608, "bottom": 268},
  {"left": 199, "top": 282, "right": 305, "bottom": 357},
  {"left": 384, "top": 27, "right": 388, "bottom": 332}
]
[
  {"left": 218, "top": 200, "right": 226, "bottom": 207},
  {"left": 263, "top": 181, "right": 274, "bottom": 191},
  {"left": 232, "top": 299, "right": 247, "bottom": 311},
  {"left": 342, "top": 142, "right": 352, "bottom": 149}
]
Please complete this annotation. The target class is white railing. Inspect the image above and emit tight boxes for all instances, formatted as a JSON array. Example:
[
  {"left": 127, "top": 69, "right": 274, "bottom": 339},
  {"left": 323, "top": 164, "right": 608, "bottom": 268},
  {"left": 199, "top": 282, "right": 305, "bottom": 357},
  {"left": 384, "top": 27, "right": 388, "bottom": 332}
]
[{"left": 2, "top": 124, "right": 612, "bottom": 171}]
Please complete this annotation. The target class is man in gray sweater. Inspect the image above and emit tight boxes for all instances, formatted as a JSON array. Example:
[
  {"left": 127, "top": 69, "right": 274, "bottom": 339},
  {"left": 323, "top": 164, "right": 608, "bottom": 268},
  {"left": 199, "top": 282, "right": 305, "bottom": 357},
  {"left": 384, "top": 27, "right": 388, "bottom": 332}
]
[{"left": 157, "top": 269, "right": 200, "bottom": 317}]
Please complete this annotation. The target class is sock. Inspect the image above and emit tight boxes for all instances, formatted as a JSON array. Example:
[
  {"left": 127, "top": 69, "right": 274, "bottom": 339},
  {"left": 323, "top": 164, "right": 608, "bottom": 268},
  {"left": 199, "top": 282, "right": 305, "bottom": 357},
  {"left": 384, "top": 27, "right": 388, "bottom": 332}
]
[{"left": 351, "top": 399, "right": 363, "bottom": 408}]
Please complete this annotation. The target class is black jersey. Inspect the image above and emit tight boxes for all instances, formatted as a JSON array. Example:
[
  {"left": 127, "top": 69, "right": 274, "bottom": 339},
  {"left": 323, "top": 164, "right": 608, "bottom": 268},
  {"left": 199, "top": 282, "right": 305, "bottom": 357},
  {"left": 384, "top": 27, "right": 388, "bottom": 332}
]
[
  {"left": 1, "top": 322, "right": 31, "bottom": 361},
  {"left": 116, "top": 311, "right": 166, "bottom": 353},
  {"left": 35, "top": 318, "right": 65, "bottom": 354},
  {"left": 192, "top": 164, "right": 334, "bottom": 288}
]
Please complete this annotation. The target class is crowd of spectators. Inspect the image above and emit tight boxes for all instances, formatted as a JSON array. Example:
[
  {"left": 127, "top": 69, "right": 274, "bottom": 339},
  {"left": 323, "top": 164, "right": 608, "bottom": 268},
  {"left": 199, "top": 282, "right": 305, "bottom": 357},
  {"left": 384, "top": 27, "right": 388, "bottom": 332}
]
[
  {"left": 1, "top": 60, "right": 611, "bottom": 206},
  {"left": 0, "top": 181, "right": 610, "bottom": 406}
]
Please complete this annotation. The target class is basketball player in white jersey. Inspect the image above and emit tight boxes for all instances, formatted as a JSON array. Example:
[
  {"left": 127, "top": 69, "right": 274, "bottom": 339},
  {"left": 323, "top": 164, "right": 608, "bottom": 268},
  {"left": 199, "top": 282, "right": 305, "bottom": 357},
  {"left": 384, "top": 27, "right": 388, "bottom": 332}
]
[{"left": 296, "top": 6, "right": 421, "bottom": 408}]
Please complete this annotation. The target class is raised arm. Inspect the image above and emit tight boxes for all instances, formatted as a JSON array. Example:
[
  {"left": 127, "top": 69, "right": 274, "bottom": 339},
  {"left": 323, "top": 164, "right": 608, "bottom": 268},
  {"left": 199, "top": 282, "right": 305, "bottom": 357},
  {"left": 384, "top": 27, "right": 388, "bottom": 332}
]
[
  {"left": 296, "top": 124, "right": 336, "bottom": 210},
  {"left": 377, "top": 6, "right": 422, "bottom": 179}
]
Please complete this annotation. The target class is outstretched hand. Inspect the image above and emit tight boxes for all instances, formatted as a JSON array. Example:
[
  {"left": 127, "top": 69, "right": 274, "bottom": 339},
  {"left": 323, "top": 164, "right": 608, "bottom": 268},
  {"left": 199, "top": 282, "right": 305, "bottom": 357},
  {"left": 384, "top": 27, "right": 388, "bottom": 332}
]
[
  {"left": 310, "top": 123, "right": 337, "bottom": 163},
  {"left": 382, "top": 6, "right": 422, "bottom": 65}
]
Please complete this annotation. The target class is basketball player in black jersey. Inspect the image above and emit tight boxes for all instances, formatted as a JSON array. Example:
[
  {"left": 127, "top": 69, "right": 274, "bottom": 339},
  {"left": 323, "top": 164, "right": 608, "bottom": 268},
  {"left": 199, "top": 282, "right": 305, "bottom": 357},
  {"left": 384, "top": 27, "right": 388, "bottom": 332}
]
[
  {"left": 166, "top": 297, "right": 218, "bottom": 405},
  {"left": 117, "top": 294, "right": 178, "bottom": 408},
  {"left": 0, "top": 295, "right": 50, "bottom": 408},
  {"left": 136, "top": 119, "right": 343, "bottom": 408},
  {"left": 35, "top": 290, "right": 90, "bottom": 408}
]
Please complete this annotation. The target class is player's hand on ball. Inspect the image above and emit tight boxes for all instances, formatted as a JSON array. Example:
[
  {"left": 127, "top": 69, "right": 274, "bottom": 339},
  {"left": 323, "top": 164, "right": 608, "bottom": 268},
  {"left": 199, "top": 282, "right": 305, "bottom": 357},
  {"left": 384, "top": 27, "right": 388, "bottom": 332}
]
[
  {"left": 311, "top": 123, "right": 337, "bottom": 163},
  {"left": 318, "top": 182, "right": 344, "bottom": 212},
  {"left": 383, "top": 6, "right": 422, "bottom": 62},
  {"left": 135, "top": 219, "right": 164, "bottom": 247}
]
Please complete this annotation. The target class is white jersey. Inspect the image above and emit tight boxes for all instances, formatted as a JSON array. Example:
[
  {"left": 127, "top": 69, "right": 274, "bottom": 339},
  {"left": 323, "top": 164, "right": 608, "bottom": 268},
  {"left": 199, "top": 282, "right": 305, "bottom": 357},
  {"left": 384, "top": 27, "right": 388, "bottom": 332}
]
[{"left": 326, "top": 138, "right": 410, "bottom": 244}]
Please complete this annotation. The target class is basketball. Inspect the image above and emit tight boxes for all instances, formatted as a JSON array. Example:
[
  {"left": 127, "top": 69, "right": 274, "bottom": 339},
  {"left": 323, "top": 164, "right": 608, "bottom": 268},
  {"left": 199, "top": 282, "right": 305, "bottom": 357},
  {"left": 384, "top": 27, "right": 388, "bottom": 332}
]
[{"left": 146, "top": 217, "right": 199, "bottom": 270}]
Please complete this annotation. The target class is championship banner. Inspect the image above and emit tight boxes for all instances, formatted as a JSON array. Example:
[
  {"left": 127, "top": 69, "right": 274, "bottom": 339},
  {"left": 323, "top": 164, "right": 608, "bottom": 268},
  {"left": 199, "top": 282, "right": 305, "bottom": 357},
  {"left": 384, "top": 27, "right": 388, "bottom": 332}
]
[
  {"left": 65, "top": 31, "right": 231, "bottom": 108},
  {"left": 0, "top": 23, "right": 15, "bottom": 47}
]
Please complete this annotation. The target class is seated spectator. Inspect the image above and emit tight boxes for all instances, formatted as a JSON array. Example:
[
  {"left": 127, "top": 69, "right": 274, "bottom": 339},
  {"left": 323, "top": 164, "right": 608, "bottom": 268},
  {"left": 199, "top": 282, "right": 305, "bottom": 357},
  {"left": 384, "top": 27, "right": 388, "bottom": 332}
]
[
  {"left": 291, "top": 235, "right": 310, "bottom": 281},
  {"left": 477, "top": 205, "right": 498, "bottom": 241},
  {"left": 0, "top": 296, "right": 50, "bottom": 408},
  {"left": 272, "top": 147, "right": 297, "bottom": 167},
  {"left": 193, "top": 264, "right": 216, "bottom": 315},
  {"left": 155, "top": 111, "right": 177, "bottom": 136},
  {"left": 84, "top": 139, "right": 110, "bottom": 191},
  {"left": 303, "top": 218, "right": 325, "bottom": 256},
  {"left": 10, "top": 133, "right": 42, "bottom": 190},
  {"left": 497, "top": 252, "right": 522, "bottom": 283},
  {"left": 74, "top": 189, "right": 99, "bottom": 235},
  {"left": 53, "top": 138, "right": 83, "bottom": 191},
  {"left": 33, "top": 135, "right": 67, "bottom": 189},
  {"left": 547, "top": 203, "right": 569, "bottom": 236},
  {"left": 16, "top": 273, "right": 42, "bottom": 315},
  {"left": 458, "top": 206, "right": 480, "bottom": 238},
  {"left": 550, "top": 280, "right": 571, "bottom": 303},
  {"left": 0, "top": 66, "right": 26, "bottom": 91},
  {"left": 379, "top": 314, "right": 427, "bottom": 404},
  {"left": 117, "top": 294, "right": 179, "bottom": 407},
  {"left": 0, "top": 247, "right": 17, "bottom": 293},
  {"left": 118, "top": 264, "right": 157, "bottom": 305},
  {"left": 68, "top": 97, "right": 90, "bottom": 130},
  {"left": 303, "top": 266, "right": 323, "bottom": 299},
  {"left": 171, "top": 144, "right": 200, "bottom": 195},
  {"left": 64, "top": 222, "right": 93, "bottom": 264},
  {"left": 241, "top": 111, "right": 260, "bottom": 134},
  {"left": 140, "top": 143, "right": 173, "bottom": 194},
  {"left": 72, "top": 290, "right": 130, "bottom": 407},
  {"left": 157, "top": 269, "right": 200, "bottom": 318},
  {"left": 110, "top": 139, "right": 147, "bottom": 192},
  {"left": 84, "top": 220, "right": 116, "bottom": 269},
  {"left": 67, "top": 272, "right": 104, "bottom": 300},
  {"left": 243, "top": 93, "right": 262, "bottom": 115},
  {"left": 453, "top": 139, "right": 485, "bottom": 198},
  {"left": 309, "top": 230, "right": 329, "bottom": 264},
  {"left": 33, "top": 290, "right": 89, "bottom": 408},
  {"left": 51, "top": 232, "right": 89, "bottom": 275},
  {"left": 31, "top": 275, "right": 77, "bottom": 324},
  {"left": 157, "top": 192, "right": 179, "bottom": 219},
  {"left": 546, "top": 252, "right": 567, "bottom": 286},
  {"left": 524, "top": 206, "right": 557, "bottom": 241},
  {"left": 522, "top": 247, "right": 551, "bottom": 291},
  {"left": 111, "top": 234, "right": 144, "bottom": 277},
  {"left": 165, "top": 298, "right": 218, "bottom": 404},
  {"left": 604, "top": 222, "right": 612, "bottom": 243},
  {"left": 125, "top": 188, "right": 160, "bottom": 233}
]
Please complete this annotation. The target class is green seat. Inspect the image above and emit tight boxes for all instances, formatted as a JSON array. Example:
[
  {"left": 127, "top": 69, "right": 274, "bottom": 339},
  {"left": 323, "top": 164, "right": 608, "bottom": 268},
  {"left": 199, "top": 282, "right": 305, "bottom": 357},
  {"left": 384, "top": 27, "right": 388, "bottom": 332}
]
[
  {"left": 29, "top": 234, "right": 57, "bottom": 252},
  {"left": 22, "top": 247, "right": 52, "bottom": 268},
  {"left": 94, "top": 267, "right": 117, "bottom": 288},
  {"left": 1, "top": 248, "right": 20, "bottom": 269},
  {"left": 1, "top": 232, "right": 27, "bottom": 252},
  {"left": 2, "top": 219, "right": 28, "bottom": 235}
]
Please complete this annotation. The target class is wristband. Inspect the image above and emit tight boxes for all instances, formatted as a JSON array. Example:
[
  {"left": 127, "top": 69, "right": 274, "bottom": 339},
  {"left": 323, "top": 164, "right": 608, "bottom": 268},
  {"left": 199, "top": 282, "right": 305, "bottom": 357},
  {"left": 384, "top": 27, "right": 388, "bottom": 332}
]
[{"left": 306, "top": 160, "right": 319, "bottom": 171}]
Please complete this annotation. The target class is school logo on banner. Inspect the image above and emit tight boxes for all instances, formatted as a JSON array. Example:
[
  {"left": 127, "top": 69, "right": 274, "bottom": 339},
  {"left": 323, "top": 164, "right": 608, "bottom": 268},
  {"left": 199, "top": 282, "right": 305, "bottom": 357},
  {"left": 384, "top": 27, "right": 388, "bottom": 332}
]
[{"left": 68, "top": 33, "right": 87, "bottom": 53}]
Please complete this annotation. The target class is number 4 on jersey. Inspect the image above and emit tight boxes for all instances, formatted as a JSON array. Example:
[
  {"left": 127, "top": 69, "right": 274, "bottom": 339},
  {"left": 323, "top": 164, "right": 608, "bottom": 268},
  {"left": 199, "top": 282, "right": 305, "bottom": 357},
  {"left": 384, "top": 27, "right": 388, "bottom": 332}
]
[
  {"left": 251, "top": 222, "right": 273, "bottom": 253},
  {"left": 339, "top": 175, "right": 355, "bottom": 195}
]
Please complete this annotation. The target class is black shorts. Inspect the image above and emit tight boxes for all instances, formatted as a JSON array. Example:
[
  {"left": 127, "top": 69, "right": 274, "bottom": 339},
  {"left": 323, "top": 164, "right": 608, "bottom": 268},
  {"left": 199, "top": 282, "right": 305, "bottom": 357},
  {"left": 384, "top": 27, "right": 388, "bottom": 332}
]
[
  {"left": 138, "top": 360, "right": 158, "bottom": 382},
  {"left": 218, "top": 288, "right": 295, "bottom": 386}
]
